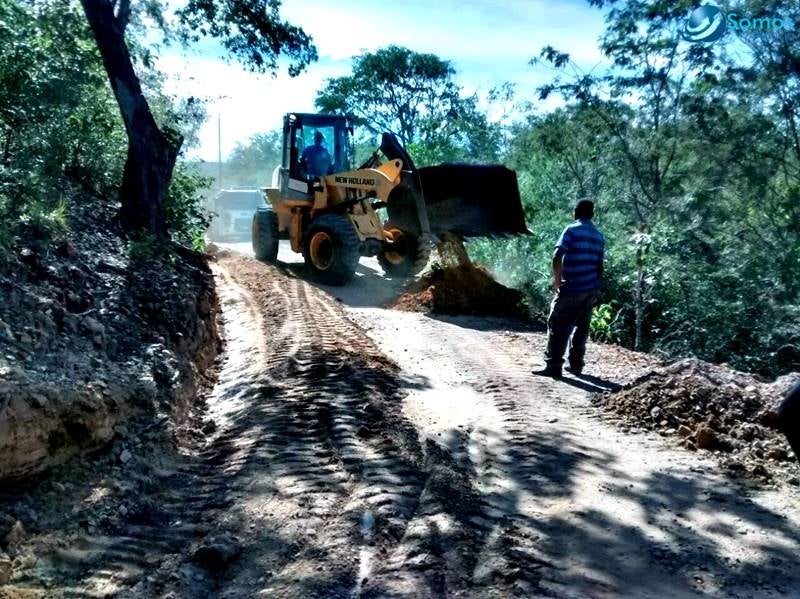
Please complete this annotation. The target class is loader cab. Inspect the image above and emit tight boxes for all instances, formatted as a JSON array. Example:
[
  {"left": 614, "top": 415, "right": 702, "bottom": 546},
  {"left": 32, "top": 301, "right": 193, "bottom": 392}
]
[{"left": 281, "top": 113, "right": 352, "bottom": 200}]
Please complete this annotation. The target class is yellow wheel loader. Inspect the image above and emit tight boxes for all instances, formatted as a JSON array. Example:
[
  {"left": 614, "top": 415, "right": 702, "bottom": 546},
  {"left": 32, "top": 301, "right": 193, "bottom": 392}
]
[{"left": 252, "top": 112, "right": 528, "bottom": 285}]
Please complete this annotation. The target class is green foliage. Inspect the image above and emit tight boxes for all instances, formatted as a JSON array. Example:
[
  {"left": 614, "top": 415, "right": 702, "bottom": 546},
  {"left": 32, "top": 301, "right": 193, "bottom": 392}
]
[
  {"left": 409, "top": 94, "right": 502, "bottom": 165},
  {"left": 176, "top": 0, "right": 317, "bottom": 76},
  {"left": 225, "top": 131, "right": 282, "bottom": 187},
  {"left": 315, "top": 45, "right": 503, "bottom": 165},
  {"left": 0, "top": 0, "right": 217, "bottom": 250},
  {"left": 316, "top": 46, "right": 460, "bottom": 146},
  {"left": 0, "top": 0, "right": 125, "bottom": 248},
  {"left": 79, "top": 0, "right": 316, "bottom": 239},
  {"left": 590, "top": 303, "right": 617, "bottom": 343},
  {"left": 507, "top": 0, "right": 800, "bottom": 376},
  {"left": 127, "top": 233, "right": 164, "bottom": 262},
  {"left": 165, "top": 164, "right": 213, "bottom": 250}
]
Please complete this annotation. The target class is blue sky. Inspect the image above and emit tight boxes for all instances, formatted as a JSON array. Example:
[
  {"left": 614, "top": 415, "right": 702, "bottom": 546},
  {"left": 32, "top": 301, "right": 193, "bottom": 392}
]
[{"left": 157, "top": 0, "right": 608, "bottom": 161}]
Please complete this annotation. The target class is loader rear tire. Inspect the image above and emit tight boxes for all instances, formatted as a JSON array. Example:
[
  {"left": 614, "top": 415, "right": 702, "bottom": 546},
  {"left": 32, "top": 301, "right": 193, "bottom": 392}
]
[
  {"left": 302, "top": 213, "right": 360, "bottom": 285},
  {"left": 252, "top": 207, "right": 279, "bottom": 263},
  {"left": 378, "top": 224, "right": 430, "bottom": 277}
]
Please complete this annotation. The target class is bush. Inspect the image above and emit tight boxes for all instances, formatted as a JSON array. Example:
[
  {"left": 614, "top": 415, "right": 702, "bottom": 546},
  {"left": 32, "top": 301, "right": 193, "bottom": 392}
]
[{"left": 165, "top": 164, "right": 213, "bottom": 250}]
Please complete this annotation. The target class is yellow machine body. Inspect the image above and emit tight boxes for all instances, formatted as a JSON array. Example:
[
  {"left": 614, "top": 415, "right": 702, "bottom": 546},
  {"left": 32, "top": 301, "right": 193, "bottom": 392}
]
[
  {"left": 264, "top": 159, "right": 404, "bottom": 254},
  {"left": 251, "top": 112, "right": 527, "bottom": 285}
]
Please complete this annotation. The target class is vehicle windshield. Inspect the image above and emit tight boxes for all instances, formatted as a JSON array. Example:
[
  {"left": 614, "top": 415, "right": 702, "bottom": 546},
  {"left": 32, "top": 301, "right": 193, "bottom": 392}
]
[
  {"left": 216, "top": 191, "right": 261, "bottom": 211},
  {"left": 298, "top": 126, "right": 336, "bottom": 177},
  {"left": 301, "top": 126, "right": 335, "bottom": 155}
]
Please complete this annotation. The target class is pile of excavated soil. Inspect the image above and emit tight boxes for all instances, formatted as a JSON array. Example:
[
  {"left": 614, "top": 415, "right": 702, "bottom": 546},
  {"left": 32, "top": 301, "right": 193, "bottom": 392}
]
[
  {"left": 594, "top": 358, "right": 800, "bottom": 483},
  {"left": 392, "top": 263, "right": 529, "bottom": 319}
]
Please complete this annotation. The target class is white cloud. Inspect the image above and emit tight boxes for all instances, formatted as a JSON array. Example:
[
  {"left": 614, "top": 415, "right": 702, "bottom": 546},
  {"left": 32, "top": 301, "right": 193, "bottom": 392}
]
[
  {"left": 159, "top": 0, "right": 608, "bottom": 161},
  {"left": 158, "top": 53, "right": 349, "bottom": 161}
]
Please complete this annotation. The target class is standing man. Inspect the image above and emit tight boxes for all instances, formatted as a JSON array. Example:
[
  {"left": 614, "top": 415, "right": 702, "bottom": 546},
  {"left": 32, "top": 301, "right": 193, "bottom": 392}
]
[{"left": 534, "top": 198, "right": 605, "bottom": 379}]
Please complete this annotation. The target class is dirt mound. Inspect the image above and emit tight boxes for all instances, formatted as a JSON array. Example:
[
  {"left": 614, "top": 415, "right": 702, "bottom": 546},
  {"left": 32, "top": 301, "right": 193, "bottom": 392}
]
[
  {"left": 391, "top": 235, "right": 531, "bottom": 320},
  {"left": 595, "top": 358, "right": 800, "bottom": 483},
  {"left": 391, "top": 262, "right": 528, "bottom": 319}
]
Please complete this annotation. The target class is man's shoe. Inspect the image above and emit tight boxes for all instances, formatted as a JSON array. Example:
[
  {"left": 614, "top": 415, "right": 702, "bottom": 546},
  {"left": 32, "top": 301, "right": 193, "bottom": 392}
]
[
  {"left": 532, "top": 366, "right": 562, "bottom": 379},
  {"left": 566, "top": 364, "right": 583, "bottom": 376}
]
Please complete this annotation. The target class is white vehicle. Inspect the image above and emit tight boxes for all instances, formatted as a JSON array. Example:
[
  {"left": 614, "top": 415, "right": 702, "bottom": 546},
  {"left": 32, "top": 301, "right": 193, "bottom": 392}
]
[{"left": 208, "top": 189, "right": 263, "bottom": 241}]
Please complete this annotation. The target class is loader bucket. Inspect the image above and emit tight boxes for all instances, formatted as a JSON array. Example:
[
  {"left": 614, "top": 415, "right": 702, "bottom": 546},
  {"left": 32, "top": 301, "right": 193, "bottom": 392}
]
[{"left": 386, "top": 164, "right": 529, "bottom": 238}]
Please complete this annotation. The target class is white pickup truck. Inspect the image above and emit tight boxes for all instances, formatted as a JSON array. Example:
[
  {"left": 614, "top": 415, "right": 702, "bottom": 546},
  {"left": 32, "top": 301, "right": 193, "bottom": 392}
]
[{"left": 207, "top": 189, "right": 263, "bottom": 241}]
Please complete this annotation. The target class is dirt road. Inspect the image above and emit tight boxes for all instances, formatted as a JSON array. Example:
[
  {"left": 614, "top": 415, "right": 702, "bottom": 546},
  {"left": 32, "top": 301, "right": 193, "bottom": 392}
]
[
  {"left": 345, "top": 309, "right": 800, "bottom": 597},
  {"left": 4, "top": 246, "right": 799, "bottom": 597},
  {"left": 212, "top": 244, "right": 800, "bottom": 597}
]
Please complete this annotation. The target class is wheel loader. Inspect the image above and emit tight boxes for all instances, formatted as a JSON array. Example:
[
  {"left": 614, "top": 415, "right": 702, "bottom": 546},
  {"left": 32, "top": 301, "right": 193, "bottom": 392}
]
[{"left": 252, "top": 112, "right": 528, "bottom": 285}]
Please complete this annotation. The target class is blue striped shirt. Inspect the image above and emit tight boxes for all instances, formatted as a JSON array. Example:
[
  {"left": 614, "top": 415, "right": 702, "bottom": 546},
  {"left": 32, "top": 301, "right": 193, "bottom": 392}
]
[{"left": 555, "top": 219, "right": 605, "bottom": 293}]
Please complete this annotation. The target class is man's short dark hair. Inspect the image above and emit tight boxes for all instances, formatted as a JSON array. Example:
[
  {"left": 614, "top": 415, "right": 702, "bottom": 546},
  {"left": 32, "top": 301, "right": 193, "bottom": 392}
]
[{"left": 574, "top": 198, "right": 594, "bottom": 219}]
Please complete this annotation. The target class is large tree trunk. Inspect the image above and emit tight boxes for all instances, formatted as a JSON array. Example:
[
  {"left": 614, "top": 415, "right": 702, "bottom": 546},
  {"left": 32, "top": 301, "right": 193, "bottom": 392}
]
[{"left": 80, "top": 0, "right": 182, "bottom": 240}]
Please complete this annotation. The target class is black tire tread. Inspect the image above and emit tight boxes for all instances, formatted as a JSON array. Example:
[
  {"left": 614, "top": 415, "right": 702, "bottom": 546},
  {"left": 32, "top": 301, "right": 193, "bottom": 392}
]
[
  {"left": 378, "top": 223, "right": 430, "bottom": 277},
  {"left": 252, "top": 207, "right": 279, "bottom": 263},
  {"left": 302, "top": 213, "right": 360, "bottom": 285}
]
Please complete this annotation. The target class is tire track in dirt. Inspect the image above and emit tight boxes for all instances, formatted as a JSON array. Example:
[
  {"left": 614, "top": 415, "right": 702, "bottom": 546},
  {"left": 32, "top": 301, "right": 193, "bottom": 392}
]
[
  {"left": 346, "top": 309, "right": 800, "bottom": 598},
  {"left": 347, "top": 314, "right": 537, "bottom": 598},
  {"left": 209, "top": 256, "right": 433, "bottom": 597},
  {"left": 23, "top": 250, "right": 799, "bottom": 597},
  {"left": 32, "top": 257, "right": 432, "bottom": 598},
  {"left": 213, "top": 258, "right": 530, "bottom": 598},
  {"left": 42, "top": 267, "right": 276, "bottom": 597}
]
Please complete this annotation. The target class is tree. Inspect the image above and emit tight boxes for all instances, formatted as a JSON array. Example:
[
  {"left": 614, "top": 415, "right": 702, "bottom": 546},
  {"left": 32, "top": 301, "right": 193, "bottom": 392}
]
[
  {"left": 523, "top": 0, "right": 800, "bottom": 374},
  {"left": 225, "top": 131, "right": 282, "bottom": 187},
  {"left": 79, "top": 0, "right": 316, "bottom": 241},
  {"left": 0, "top": 0, "right": 128, "bottom": 247},
  {"left": 535, "top": 0, "right": 720, "bottom": 350},
  {"left": 411, "top": 94, "right": 502, "bottom": 165},
  {"left": 316, "top": 45, "right": 506, "bottom": 167},
  {"left": 315, "top": 45, "right": 461, "bottom": 147}
]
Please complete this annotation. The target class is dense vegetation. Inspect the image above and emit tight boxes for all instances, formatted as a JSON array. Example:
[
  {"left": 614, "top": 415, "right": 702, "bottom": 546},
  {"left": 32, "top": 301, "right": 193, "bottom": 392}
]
[
  {"left": 1, "top": 0, "right": 796, "bottom": 376},
  {"left": 312, "top": 3, "right": 799, "bottom": 377},
  {"left": 0, "top": 0, "right": 212, "bottom": 248},
  {"left": 481, "top": 0, "right": 800, "bottom": 377}
]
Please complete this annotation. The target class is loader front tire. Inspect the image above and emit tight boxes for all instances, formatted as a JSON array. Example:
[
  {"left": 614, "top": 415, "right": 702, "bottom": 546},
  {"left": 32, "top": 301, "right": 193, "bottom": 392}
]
[
  {"left": 252, "top": 207, "right": 279, "bottom": 263},
  {"left": 378, "top": 224, "right": 430, "bottom": 277},
  {"left": 302, "top": 213, "right": 360, "bottom": 285}
]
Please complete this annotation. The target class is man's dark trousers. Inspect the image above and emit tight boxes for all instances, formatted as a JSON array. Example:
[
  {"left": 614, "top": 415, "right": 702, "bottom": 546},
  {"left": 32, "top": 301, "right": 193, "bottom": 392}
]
[
  {"left": 780, "top": 381, "right": 800, "bottom": 462},
  {"left": 545, "top": 290, "right": 597, "bottom": 372}
]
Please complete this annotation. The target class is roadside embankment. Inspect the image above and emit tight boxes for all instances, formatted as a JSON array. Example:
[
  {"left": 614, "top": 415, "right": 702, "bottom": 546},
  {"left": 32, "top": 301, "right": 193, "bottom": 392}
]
[{"left": 0, "top": 193, "right": 220, "bottom": 482}]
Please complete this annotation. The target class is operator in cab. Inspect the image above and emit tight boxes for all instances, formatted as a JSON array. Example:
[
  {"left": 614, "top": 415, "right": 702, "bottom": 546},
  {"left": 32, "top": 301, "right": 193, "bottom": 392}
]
[{"left": 300, "top": 130, "right": 333, "bottom": 178}]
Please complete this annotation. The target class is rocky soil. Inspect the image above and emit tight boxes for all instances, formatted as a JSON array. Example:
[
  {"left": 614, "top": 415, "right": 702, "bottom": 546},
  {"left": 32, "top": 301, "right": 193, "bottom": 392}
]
[
  {"left": 347, "top": 304, "right": 800, "bottom": 598},
  {"left": 0, "top": 194, "right": 219, "bottom": 480},
  {"left": 0, "top": 252, "right": 480, "bottom": 597},
  {"left": 594, "top": 358, "right": 800, "bottom": 485},
  {"left": 391, "top": 262, "right": 531, "bottom": 320},
  {"left": 0, "top": 193, "right": 220, "bottom": 591}
]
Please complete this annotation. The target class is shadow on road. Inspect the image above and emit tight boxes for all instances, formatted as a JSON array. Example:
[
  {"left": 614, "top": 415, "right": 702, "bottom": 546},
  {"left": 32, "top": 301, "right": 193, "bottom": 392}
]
[
  {"left": 458, "top": 421, "right": 800, "bottom": 596},
  {"left": 428, "top": 312, "right": 546, "bottom": 334},
  {"left": 38, "top": 339, "right": 431, "bottom": 597},
  {"left": 277, "top": 260, "right": 409, "bottom": 309},
  {"left": 559, "top": 373, "right": 622, "bottom": 393}
]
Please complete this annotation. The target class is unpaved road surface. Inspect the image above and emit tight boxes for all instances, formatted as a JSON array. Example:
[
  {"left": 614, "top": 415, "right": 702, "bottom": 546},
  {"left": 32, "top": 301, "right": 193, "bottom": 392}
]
[
  {"left": 212, "top": 244, "right": 800, "bottom": 597},
  {"left": 4, "top": 245, "right": 800, "bottom": 598},
  {"left": 346, "top": 308, "right": 800, "bottom": 597}
]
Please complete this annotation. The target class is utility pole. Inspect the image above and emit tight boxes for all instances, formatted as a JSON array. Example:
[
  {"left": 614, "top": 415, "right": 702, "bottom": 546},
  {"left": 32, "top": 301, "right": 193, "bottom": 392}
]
[{"left": 217, "top": 112, "right": 222, "bottom": 190}]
